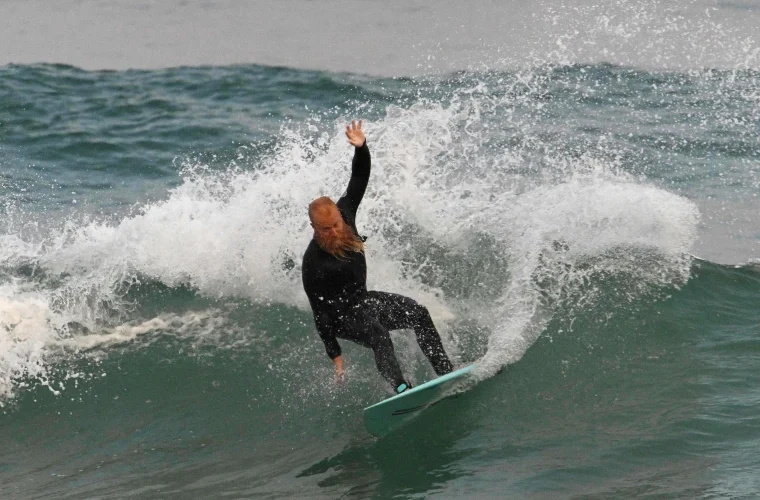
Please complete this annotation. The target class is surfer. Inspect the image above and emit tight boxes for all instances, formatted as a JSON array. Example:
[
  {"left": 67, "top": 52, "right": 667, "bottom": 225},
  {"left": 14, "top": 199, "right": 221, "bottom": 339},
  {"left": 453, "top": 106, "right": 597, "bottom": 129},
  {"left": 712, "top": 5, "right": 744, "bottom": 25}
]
[{"left": 302, "top": 120, "right": 453, "bottom": 394}]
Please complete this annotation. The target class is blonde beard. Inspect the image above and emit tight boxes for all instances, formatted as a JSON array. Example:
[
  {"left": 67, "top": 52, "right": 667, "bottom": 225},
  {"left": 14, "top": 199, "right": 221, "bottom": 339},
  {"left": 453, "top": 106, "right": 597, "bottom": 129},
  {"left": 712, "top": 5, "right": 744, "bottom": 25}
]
[{"left": 317, "top": 226, "right": 364, "bottom": 258}]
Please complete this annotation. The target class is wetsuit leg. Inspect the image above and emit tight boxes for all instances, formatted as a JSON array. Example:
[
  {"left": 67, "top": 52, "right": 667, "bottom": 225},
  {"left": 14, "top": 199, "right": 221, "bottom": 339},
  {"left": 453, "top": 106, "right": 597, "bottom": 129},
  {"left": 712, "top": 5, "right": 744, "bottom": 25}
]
[
  {"left": 362, "top": 291, "right": 453, "bottom": 376},
  {"left": 336, "top": 313, "right": 407, "bottom": 388}
]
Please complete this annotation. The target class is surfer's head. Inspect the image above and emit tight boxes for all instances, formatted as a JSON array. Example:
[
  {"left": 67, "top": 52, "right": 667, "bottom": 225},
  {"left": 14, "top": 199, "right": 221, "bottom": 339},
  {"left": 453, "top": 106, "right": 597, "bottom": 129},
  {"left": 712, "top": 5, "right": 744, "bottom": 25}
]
[{"left": 309, "top": 196, "right": 364, "bottom": 257}]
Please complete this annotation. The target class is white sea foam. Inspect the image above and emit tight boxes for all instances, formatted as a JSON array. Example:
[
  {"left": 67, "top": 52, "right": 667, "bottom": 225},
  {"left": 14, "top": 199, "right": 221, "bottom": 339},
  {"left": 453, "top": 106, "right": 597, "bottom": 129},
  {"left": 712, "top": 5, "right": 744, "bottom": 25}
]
[{"left": 0, "top": 283, "right": 70, "bottom": 402}]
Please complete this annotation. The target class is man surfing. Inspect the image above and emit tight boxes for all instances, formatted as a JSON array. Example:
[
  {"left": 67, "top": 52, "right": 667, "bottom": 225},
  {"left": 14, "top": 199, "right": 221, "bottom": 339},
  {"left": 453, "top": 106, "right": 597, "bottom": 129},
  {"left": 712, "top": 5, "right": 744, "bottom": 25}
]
[{"left": 302, "top": 120, "right": 453, "bottom": 394}]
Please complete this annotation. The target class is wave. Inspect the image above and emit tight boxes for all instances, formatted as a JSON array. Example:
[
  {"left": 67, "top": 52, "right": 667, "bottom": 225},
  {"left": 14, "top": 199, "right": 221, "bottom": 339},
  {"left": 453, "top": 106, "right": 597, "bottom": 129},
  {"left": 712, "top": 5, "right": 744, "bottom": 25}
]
[
  {"left": 5, "top": 60, "right": 760, "bottom": 406},
  {"left": 0, "top": 88, "right": 701, "bottom": 408}
]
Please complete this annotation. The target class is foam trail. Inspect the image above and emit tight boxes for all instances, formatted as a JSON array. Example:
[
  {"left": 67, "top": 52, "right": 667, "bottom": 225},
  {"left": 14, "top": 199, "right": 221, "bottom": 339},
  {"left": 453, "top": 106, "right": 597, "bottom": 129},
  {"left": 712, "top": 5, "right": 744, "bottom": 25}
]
[{"left": 55, "top": 311, "right": 232, "bottom": 351}]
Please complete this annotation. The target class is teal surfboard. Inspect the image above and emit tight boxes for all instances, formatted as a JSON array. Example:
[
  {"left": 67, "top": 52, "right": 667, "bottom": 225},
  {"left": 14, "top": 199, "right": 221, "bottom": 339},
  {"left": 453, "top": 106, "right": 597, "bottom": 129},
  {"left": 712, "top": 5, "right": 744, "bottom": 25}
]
[{"left": 363, "top": 364, "right": 474, "bottom": 437}]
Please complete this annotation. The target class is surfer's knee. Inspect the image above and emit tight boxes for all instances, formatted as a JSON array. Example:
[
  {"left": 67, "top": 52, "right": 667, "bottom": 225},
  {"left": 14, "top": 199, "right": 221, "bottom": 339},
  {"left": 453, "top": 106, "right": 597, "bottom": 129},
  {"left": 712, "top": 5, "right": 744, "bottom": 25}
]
[
  {"left": 395, "top": 295, "right": 426, "bottom": 318},
  {"left": 408, "top": 300, "right": 432, "bottom": 325}
]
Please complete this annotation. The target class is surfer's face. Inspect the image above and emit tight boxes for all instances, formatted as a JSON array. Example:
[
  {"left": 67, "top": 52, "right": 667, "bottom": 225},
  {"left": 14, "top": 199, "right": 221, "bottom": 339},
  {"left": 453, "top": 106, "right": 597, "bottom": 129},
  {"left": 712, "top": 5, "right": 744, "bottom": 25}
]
[
  {"left": 308, "top": 196, "right": 363, "bottom": 257},
  {"left": 312, "top": 205, "right": 343, "bottom": 239},
  {"left": 311, "top": 204, "right": 350, "bottom": 253}
]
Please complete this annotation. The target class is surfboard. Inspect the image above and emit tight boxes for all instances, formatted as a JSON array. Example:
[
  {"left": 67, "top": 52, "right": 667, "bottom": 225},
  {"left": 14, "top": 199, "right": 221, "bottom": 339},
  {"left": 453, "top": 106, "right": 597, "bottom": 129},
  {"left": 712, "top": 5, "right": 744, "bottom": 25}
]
[{"left": 363, "top": 364, "right": 474, "bottom": 437}]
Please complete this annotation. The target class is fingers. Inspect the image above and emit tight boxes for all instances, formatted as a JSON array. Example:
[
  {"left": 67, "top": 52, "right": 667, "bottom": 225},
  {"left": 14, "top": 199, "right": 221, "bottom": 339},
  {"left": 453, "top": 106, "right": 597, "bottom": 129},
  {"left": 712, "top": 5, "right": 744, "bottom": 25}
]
[
  {"left": 345, "top": 120, "right": 365, "bottom": 145},
  {"left": 346, "top": 120, "right": 363, "bottom": 131},
  {"left": 345, "top": 121, "right": 355, "bottom": 138}
]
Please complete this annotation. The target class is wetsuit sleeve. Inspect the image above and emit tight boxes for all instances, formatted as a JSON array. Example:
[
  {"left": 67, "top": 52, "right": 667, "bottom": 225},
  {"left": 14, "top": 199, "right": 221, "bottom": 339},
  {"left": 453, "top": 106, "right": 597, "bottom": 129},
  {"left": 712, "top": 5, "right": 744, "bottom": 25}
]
[
  {"left": 314, "top": 316, "right": 342, "bottom": 359},
  {"left": 342, "top": 142, "right": 371, "bottom": 216}
]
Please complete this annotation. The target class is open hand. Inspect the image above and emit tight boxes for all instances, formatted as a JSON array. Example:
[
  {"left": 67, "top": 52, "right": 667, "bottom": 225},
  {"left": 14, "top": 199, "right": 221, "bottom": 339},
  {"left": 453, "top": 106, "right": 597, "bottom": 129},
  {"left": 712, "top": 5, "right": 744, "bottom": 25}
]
[{"left": 345, "top": 120, "right": 365, "bottom": 147}]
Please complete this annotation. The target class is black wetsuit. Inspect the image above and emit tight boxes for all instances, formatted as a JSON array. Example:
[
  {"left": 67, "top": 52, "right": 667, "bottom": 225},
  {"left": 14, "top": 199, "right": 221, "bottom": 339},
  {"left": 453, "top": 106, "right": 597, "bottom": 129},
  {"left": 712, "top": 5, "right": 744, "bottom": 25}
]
[{"left": 301, "top": 142, "right": 453, "bottom": 389}]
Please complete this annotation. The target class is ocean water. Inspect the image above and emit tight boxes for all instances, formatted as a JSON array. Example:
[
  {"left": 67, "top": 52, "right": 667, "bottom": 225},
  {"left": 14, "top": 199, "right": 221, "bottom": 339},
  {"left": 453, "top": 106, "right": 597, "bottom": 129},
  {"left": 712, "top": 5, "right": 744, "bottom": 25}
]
[{"left": 1, "top": 1, "right": 759, "bottom": 499}]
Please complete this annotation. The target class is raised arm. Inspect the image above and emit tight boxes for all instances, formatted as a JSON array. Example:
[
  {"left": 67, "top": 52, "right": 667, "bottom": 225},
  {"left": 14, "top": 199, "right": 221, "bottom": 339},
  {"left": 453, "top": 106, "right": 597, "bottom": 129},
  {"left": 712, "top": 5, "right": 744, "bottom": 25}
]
[{"left": 343, "top": 120, "right": 371, "bottom": 213}]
